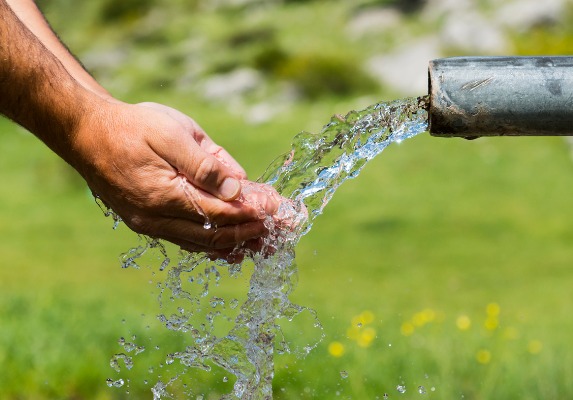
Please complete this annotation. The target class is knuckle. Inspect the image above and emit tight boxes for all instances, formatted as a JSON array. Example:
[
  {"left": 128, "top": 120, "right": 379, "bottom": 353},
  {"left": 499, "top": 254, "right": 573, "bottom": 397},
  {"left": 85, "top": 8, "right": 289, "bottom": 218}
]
[{"left": 194, "top": 157, "right": 220, "bottom": 187}]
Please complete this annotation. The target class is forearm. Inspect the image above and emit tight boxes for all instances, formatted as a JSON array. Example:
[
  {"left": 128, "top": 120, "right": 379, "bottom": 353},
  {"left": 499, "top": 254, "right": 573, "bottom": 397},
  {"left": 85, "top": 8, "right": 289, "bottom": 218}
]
[
  {"left": 4, "top": 0, "right": 110, "bottom": 98},
  {"left": 0, "top": 0, "right": 99, "bottom": 160}
]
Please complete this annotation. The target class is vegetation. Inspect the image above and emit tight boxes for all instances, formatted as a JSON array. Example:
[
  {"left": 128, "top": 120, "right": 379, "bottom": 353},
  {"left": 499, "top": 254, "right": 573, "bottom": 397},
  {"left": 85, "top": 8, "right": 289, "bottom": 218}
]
[{"left": 3, "top": 0, "right": 573, "bottom": 398}]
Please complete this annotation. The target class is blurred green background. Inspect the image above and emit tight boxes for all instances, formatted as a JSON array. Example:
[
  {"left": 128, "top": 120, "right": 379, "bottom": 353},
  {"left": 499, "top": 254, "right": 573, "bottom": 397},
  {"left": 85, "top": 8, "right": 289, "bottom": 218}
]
[{"left": 2, "top": 0, "right": 573, "bottom": 398}]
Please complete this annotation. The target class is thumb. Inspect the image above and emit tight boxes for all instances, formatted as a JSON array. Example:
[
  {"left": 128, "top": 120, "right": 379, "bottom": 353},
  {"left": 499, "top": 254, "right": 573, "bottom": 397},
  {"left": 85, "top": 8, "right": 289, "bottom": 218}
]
[
  {"left": 186, "top": 150, "right": 242, "bottom": 201},
  {"left": 139, "top": 103, "right": 242, "bottom": 201}
]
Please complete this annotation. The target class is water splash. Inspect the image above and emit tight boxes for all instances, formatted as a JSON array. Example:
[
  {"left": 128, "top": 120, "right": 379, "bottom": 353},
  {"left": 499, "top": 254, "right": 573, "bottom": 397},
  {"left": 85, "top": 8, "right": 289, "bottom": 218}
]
[
  {"left": 261, "top": 96, "right": 429, "bottom": 236},
  {"left": 107, "top": 96, "right": 429, "bottom": 398}
]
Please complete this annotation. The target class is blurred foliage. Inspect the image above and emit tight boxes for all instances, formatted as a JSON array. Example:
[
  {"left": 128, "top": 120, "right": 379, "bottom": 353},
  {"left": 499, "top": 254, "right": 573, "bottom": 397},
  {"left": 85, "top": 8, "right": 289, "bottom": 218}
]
[
  {"left": 36, "top": 0, "right": 385, "bottom": 99},
  {"left": 364, "top": 0, "right": 426, "bottom": 14},
  {"left": 99, "top": 0, "right": 156, "bottom": 23},
  {"left": 511, "top": 3, "right": 573, "bottom": 55},
  {"left": 275, "top": 53, "right": 379, "bottom": 98}
]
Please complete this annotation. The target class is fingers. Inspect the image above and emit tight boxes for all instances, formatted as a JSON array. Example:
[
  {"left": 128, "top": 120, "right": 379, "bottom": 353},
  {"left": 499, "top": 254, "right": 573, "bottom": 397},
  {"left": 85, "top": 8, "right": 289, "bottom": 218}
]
[
  {"left": 154, "top": 177, "right": 263, "bottom": 226},
  {"left": 152, "top": 218, "right": 268, "bottom": 251},
  {"left": 139, "top": 102, "right": 246, "bottom": 201}
]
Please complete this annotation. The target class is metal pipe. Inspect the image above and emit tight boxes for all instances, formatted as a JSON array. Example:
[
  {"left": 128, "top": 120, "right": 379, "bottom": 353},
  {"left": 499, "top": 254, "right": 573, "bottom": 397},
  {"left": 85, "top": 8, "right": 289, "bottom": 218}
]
[{"left": 428, "top": 56, "right": 573, "bottom": 138}]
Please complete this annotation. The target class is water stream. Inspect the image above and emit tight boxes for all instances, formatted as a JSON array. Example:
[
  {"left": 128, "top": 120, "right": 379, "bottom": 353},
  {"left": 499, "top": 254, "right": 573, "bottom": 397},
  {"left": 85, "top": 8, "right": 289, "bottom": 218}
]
[{"left": 107, "top": 95, "right": 429, "bottom": 398}]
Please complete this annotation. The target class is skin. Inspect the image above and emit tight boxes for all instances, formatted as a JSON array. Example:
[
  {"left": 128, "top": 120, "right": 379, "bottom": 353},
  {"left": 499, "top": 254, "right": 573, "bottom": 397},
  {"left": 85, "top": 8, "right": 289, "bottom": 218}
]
[{"left": 0, "top": 0, "right": 283, "bottom": 258}]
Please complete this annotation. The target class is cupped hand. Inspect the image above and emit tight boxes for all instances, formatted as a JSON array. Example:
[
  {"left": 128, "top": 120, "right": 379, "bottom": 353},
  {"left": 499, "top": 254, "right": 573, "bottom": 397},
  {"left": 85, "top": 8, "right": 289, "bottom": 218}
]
[{"left": 69, "top": 99, "right": 282, "bottom": 255}]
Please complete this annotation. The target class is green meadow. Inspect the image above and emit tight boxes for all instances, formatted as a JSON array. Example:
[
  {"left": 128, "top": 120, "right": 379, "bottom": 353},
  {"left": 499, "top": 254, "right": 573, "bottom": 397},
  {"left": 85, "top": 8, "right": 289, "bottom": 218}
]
[{"left": 3, "top": 0, "right": 573, "bottom": 399}]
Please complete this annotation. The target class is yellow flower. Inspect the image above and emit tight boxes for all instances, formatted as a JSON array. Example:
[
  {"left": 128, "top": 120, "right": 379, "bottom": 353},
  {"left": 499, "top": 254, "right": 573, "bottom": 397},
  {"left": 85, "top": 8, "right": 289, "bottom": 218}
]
[
  {"left": 360, "top": 310, "right": 375, "bottom": 325},
  {"left": 456, "top": 315, "right": 471, "bottom": 331},
  {"left": 486, "top": 302, "right": 500, "bottom": 317},
  {"left": 527, "top": 340, "right": 543, "bottom": 354},
  {"left": 401, "top": 322, "right": 415, "bottom": 336},
  {"left": 412, "top": 308, "right": 435, "bottom": 327},
  {"left": 357, "top": 327, "right": 377, "bottom": 348},
  {"left": 484, "top": 316, "right": 498, "bottom": 331},
  {"left": 328, "top": 341, "right": 345, "bottom": 357},
  {"left": 352, "top": 310, "right": 375, "bottom": 327},
  {"left": 476, "top": 349, "right": 491, "bottom": 364},
  {"left": 423, "top": 308, "right": 436, "bottom": 322}
]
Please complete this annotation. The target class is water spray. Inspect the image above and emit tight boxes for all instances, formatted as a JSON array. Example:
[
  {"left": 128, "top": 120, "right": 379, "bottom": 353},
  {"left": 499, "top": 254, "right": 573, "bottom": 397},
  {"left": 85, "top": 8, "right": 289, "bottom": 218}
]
[{"left": 428, "top": 56, "right": 573, "bottom": 138}]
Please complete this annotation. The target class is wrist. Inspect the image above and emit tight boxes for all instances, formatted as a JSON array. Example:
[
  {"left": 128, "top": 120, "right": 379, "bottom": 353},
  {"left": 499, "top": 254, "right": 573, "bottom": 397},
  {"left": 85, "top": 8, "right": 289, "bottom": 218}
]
[{"left": 63, "top": 93, "right": 123, "bottom": 175}]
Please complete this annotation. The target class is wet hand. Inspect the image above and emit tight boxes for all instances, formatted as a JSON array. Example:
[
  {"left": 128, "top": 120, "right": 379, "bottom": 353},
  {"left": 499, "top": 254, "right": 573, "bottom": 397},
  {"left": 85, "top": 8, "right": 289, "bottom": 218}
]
[{"left": 70, "top": 100, "right": 282, "bottom": 254}]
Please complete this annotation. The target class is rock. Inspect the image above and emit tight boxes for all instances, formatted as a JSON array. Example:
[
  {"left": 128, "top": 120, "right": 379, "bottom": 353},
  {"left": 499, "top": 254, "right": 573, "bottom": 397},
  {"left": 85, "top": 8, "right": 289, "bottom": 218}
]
[
  {"left": 439, "top": 10, "right": 510, "bottom": 54},
  {"left": 245, "top": 102, "right": 283, "bottom": 125},
  {"left": 495, "top": 0, "right": 566, "bottom": 31},
  {"left": 366, "top": 37, "right": 442, "bottom": 96},
  {"left": 346, "top": 7, "right": 402, "bottom": 38},
  {"left": 244, "top": 84, "right": 298, "bottom": 125},
  {"left": 201, "top": 68, "right": 262, "bottom": 102}
]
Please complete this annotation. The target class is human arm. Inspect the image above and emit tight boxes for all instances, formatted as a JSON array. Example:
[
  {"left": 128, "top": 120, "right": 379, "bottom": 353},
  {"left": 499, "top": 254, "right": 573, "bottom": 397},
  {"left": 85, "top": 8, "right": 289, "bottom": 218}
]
[
  {"left": 5, "top": 0, "right": 111, "bottom": 98},
  {"left": 0, "top": 0, "right": 280, "bottom": 255}
]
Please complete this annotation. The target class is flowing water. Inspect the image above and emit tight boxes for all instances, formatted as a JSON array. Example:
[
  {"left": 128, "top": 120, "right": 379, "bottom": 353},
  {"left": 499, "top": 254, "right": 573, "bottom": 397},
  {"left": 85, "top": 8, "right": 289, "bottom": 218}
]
[{"left": 106, "top": 96, "right": 429, "bottom": 399}]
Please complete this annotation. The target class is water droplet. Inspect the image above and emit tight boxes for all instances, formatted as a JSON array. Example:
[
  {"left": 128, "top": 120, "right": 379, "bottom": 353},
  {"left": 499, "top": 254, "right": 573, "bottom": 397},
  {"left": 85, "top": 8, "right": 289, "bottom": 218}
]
[
  {"left": 210, "top": 297, "right": 225, "bottom": 308},
  {"left": 203, "top": 221, "right": 212, "bottom": 230},
  {"left": 106, "top": 378, "right": 125, "bottom": 388},
  {"left": 357, "top": 322, "right": 363, "bottom": 328},
  {"left": 418, "top": 386, "right": 426, "bottom": 394},
  {"left": 431, "top": 387, "right": 436, "bottom": 392},
  {"left": 234, "top": 382, "right": 246, "bottom": 397},
  {"left": 340, "top": 371, "right": 349, "bottom": 379},
  {"left": 110, "top": 354, "right": 133, "bottom": 370},
  {"left": 396, "top": 385, "right": 406, "bottom": 394},
  {"left": 383, "top": 394, "right": 389, "bottom": 400},
  {"left": 223, "top": 376, "right": 229, "bottom": 382}
]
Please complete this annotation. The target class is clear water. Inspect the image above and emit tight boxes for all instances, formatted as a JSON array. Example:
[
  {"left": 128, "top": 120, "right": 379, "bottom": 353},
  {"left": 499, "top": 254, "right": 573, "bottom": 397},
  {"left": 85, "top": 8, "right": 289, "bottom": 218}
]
[{"left": 106, "top": 96, "right": 429, "bottom": 399}]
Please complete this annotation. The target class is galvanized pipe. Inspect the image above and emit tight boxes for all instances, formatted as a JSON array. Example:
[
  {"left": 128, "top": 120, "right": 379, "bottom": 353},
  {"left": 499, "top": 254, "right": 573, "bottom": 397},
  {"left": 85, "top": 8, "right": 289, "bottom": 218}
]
[{"left": 428, "top": 56, "right": 573, "bottom": 138}]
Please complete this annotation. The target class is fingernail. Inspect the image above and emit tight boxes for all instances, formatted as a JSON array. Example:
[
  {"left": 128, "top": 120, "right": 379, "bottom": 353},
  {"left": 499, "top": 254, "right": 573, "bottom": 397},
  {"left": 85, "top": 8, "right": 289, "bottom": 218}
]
[{"left": 219, "top": 177, "right": 240, "bottom": 200}]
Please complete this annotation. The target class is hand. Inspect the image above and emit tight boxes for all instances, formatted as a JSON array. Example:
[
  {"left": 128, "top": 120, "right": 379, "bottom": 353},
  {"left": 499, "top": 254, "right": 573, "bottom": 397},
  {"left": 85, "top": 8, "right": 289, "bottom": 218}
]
[
  {"left": 0, "top": 0, "right": 286, "bottom": 259},
  {"left": 69, "top": 100, "right": 281, "bottom": 255}
]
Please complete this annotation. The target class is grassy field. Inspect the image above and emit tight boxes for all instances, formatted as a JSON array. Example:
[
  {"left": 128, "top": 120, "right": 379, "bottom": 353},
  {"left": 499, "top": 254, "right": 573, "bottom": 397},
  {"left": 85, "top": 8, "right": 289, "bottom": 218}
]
[
  {"left": 3, "top": 0, "right": 573, "bottom": 399},
  {"left": 3, "top": 96, "right": 573, "bottom": 399}
]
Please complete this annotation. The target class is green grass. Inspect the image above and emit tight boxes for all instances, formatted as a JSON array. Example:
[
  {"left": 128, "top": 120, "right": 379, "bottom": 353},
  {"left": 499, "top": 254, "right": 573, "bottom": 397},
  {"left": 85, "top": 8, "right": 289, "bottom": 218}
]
[
  {"left": 3, "top": 98, "right": 573, "bottom": 399},
  {"left": 4, "top": 0, "right": 573, "bottom": 398}
]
